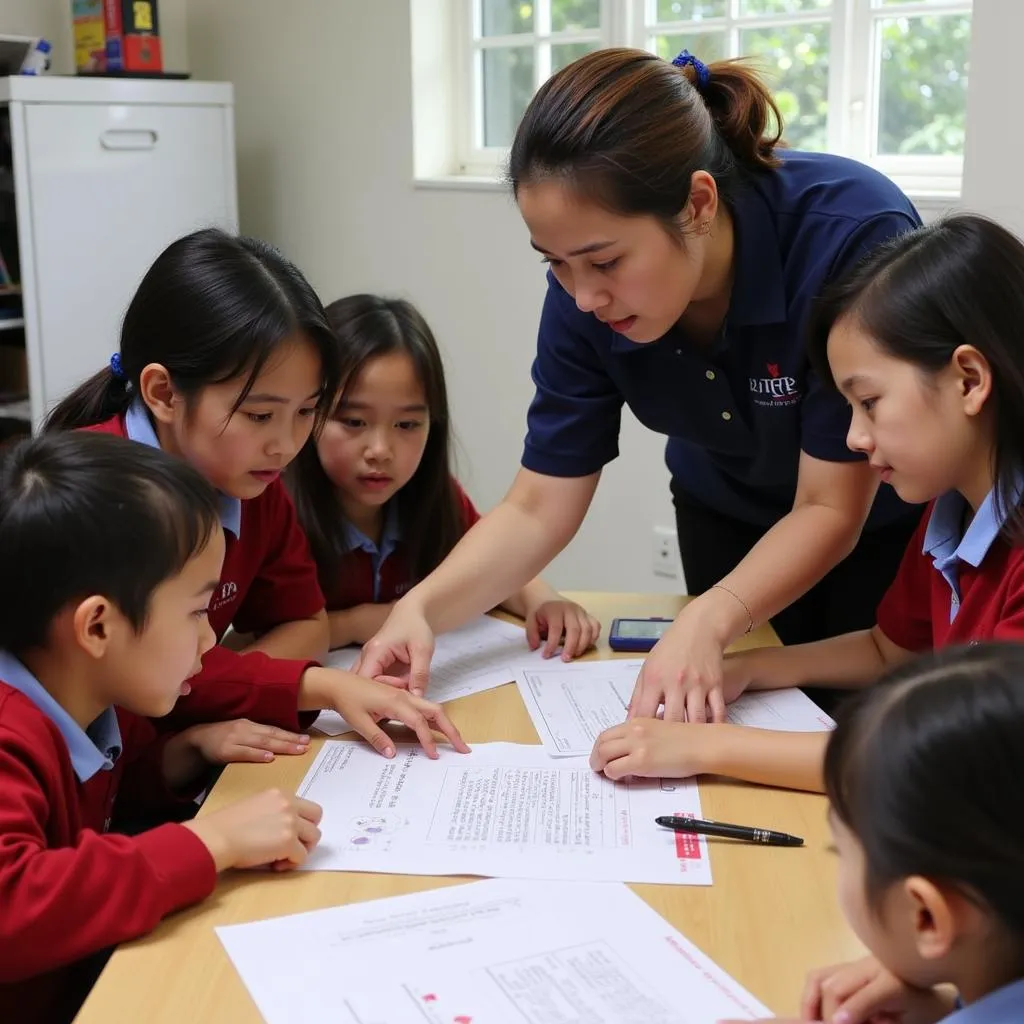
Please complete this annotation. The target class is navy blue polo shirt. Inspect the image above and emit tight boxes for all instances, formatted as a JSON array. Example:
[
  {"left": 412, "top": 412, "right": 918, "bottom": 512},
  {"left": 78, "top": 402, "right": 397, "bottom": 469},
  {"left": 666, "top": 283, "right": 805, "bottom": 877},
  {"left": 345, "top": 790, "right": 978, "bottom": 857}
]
[{"left": 521, "top": 150, "right": 921, "bottom": 528}]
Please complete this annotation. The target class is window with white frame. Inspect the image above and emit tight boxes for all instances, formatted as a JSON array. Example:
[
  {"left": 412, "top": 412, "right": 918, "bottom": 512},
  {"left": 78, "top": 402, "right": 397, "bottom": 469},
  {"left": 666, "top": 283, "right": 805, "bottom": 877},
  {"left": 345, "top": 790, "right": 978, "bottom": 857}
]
[{"left": 459, "top": 0, "right": 972, "bottom": 195}]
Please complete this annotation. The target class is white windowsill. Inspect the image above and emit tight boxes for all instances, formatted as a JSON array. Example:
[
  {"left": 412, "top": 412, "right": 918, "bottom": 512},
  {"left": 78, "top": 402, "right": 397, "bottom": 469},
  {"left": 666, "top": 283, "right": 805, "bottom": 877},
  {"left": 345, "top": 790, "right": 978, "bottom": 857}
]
[
  {"left": 413, "top": 175, "right": 962, "bottom": 214},
  {"left": 415, "top": 174, "right": 505, "bottom": 191}
]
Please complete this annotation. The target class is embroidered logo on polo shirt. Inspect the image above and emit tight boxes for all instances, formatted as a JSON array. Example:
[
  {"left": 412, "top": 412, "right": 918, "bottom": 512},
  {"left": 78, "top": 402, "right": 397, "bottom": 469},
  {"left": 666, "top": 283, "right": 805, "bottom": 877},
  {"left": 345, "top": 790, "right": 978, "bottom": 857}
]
[
  {"left": 209, "top": 580, "right": 239, "bottom": 613},
  {"left": 750, "top": 362, "right": 800, "bottom": 408}
]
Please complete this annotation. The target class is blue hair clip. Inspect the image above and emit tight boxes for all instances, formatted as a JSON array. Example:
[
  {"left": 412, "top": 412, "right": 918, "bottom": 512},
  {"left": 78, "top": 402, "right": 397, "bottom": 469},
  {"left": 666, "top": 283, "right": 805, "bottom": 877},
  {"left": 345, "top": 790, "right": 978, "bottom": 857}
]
[
  {"left": 672, "top": 49, "right": 710, "bottom": 90},
  {"left": 110, "top": 352, "right": 126, "bottom": 381}
]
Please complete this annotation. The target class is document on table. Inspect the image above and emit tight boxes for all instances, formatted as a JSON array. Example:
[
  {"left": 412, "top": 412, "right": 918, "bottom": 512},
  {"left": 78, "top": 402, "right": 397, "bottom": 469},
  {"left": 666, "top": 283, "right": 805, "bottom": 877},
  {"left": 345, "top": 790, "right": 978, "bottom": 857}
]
[
  {"left": 517, "top": 659, "right": 835, "bottom": 757},
  {"left": 315, "top": 615, "right": 555, "bottom": 736},
  {"left": 217, "top": 878, "right": 769, "bottom": 1024},
  {"left": 296, "top": 740, "right": 711, "bottom": 885}
]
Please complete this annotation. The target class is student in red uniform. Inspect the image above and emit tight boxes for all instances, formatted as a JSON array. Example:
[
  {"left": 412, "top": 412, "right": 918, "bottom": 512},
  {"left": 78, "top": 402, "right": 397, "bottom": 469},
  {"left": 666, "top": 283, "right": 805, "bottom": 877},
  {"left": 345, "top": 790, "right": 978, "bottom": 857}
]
[
  {"left": 589, "top": 214, "right": 1024, "bottom": 792},
  {"left": 45, "top": 231, "right": 467, "bottom": 762},
  {"left": 719, "top": 644, "right": 1024, "bottom": 1024},
  {"left": 287, "top": 294, "right": 601, "bottom": 659},
  {"left": 0, "top": 432, "right": 325, "bottom": 1024}
]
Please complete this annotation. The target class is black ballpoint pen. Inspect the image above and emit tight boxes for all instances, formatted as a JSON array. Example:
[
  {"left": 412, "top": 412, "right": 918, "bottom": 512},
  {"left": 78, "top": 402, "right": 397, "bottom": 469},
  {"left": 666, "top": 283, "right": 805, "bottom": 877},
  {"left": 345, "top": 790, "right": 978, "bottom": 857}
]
[{"left": 656, "top": 815, "right": 803, "bottom": 847}]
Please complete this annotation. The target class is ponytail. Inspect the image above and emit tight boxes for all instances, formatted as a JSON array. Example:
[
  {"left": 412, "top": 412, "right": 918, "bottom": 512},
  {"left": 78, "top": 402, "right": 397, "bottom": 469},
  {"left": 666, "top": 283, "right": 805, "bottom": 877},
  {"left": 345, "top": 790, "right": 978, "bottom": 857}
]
[
  {"left": 45, "top": 365, "right": 133, "bottom": 433},
  {"left": 508, "top": 47, "right": 784, "bottom": 231},
  {"left": 44, "top": 228, "right": 340, "bottom": 435},
  {"left": 689, "top": 58, "right": 783, "bottom": 173}
]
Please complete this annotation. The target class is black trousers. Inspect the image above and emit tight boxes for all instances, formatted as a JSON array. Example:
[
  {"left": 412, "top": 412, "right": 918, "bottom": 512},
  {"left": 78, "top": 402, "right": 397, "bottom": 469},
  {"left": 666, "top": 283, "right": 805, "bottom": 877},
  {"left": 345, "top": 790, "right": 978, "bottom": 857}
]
[{"left": 673, "top": 489, "right": 923, "bottom": 711}]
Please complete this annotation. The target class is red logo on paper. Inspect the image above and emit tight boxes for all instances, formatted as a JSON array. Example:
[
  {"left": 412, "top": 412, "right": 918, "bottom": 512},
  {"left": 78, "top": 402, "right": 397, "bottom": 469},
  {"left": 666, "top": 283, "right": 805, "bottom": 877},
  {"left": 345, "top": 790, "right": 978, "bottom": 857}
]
[
  {"left": 422, "top": 994, "right": 437, "bottom": 1002},
  {"left": 673, "top": 811, "right": 702, "bottom": 861}
]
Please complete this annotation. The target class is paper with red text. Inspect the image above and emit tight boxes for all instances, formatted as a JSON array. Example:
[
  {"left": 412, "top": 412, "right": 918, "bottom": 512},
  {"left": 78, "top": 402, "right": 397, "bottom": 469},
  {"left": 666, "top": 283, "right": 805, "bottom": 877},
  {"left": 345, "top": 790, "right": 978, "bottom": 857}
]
[
  {"left": 295, "top": 740, "right": 710, "bottom": 885},
  {"left": 217, "top": 878, "right": 768, "bottom": 1024}
]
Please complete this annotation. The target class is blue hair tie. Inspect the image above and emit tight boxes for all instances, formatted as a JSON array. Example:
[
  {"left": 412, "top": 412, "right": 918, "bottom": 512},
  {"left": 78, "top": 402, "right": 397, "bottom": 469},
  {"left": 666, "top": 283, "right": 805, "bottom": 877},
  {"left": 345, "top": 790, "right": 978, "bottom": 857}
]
[
  {"left": 672, "top": 49, "right": 710, "bottom": 90},
  {"left": 110, "top": 352, "right": 126, "bottom": 381}
]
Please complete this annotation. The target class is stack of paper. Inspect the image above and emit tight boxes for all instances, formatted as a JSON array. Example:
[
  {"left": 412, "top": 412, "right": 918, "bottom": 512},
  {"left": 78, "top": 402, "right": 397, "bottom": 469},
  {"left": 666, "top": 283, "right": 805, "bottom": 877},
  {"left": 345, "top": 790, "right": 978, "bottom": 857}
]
[
  {"left": 315, "top": 616, "right": 557, "bottom": 736},
  {"left": 217, "top": 878, "right": 770, "bottom": 1023},
  {"left": 296, "top": 740, "right": 711, "bottom": 886},
  {"left": 316, "top": 617, "right": 833, "bottom": 746},
  {"left": 515, "top": 659, "right": 834, "bottom": 757}
]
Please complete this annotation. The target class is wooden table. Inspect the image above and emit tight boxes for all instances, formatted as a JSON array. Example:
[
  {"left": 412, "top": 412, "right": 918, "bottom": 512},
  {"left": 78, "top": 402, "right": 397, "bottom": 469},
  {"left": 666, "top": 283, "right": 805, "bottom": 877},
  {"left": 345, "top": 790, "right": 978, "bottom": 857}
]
[{"left": 76, "top": 593, "right": 861, "bottom": 1022}]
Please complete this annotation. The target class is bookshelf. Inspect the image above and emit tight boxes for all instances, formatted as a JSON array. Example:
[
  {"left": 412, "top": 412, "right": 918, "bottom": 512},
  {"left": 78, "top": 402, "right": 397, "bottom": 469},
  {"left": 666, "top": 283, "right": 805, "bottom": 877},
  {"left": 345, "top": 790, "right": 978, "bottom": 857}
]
[{"left": 0, "top": 102, "right": 25, "bottom": 445}]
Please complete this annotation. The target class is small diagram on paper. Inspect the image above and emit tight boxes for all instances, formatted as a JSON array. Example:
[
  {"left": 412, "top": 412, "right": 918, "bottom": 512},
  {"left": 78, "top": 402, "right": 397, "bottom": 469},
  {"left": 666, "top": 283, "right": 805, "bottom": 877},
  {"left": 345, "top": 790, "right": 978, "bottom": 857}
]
[{"left": 347, "top": 814, "right": 408, "bottom": 849}]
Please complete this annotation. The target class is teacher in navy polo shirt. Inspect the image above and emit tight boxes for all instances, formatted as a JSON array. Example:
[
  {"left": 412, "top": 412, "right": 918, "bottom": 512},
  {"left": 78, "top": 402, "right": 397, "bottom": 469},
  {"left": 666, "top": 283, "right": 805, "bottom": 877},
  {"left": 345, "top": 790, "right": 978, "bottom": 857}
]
[{"left": 357, "top": 47, "right": 922, "bottom": 723}]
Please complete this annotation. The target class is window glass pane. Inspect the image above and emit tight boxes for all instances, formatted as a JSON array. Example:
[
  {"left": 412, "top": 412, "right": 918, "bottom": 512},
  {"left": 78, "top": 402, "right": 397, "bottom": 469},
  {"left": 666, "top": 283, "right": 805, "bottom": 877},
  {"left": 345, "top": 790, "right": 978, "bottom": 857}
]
[
  {"left": 739, "top": 22, "right": 830, "bottom": 150},
  {"left": 552, "top": 0, "right": 600, "bottom": 32},
  {"left": 739, "top": 0, "right": 830, "bottom": 13},
  {"left": 877, "top": 15, "right": 971, "bottom": 156},
  {"left": 482, "top": 0, "right": 533, "bottom": 36},
  {"left": 552, "top": 41, "right": 601, "bottom": 75},
  {"left": 655, "top": 1, "right": 727, "bottom": 21},
  {"left": 654, "top": 31, "right": 727, "bottom": 64},
  {"left": 483, "top": 46, "right": 535, "bottom": 147}
]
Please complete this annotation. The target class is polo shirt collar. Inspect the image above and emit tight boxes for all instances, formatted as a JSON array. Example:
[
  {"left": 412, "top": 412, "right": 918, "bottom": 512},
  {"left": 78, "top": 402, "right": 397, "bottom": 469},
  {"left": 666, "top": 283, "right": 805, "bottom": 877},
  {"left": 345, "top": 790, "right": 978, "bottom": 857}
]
[
  {"left": 924, "top": 485, "right": 1016, "bottom": 570},
  {"left": 725, "top": 181, "right": 788, "bottom": 328},
  {"left": 0, "top": 650, "right": 121, "bottom": 782},
  {"left": 124, "top": 400, "right": 242, "bottom": 538},
  {"left": 344, "top": 500, "right": 401, "bottom": 561},
  {"left": 946, "top": 979, "right": 1024, "bottom": 1024}
]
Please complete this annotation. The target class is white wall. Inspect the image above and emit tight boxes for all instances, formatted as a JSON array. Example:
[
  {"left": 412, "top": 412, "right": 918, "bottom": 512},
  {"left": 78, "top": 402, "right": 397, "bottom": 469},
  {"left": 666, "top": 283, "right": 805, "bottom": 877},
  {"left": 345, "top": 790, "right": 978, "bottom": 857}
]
[
  {"left": 961, "top": 0, "right": 1023, "bottom": 235},
  {"left": 186, "top": 0, "right": 679, "bottom": 593},
  {"left": 0, "top": 0, "right": 188, "bottom": 75}
]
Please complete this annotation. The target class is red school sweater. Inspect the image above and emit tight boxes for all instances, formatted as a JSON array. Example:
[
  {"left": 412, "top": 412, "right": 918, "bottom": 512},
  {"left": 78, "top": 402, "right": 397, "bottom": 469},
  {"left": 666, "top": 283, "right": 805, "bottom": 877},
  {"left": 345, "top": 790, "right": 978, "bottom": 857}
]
[
  {"left": 0, "top": 683, "right": 217, "bottom": 1024},
  {"left": 319, "top": 481, "right": 481, "bottom": 611},
  {"left": 86, "top": 415, "right": 325, "bottom": 730}
]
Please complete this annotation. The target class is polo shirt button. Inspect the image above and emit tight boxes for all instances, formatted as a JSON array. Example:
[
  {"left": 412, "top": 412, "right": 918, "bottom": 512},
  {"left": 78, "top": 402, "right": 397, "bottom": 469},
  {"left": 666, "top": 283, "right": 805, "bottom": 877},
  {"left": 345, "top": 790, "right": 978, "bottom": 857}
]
[
  {"left": 705, "top": 369, "right": 716, "bottom": 380},
  {"left": 675, "top": 348, "right": 683, "bottom": 356},
  {"left": 721, "top": 411, "right": 732, "bottom": 421}
]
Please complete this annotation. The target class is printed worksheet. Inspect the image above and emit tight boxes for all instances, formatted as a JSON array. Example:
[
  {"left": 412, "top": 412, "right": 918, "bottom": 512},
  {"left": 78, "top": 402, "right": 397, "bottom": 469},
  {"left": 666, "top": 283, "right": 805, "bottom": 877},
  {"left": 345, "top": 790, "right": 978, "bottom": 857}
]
[
  {"left": 315, "top": 615, "right": 556, "bottom": 735},
  {"left": 517, "top": 659, "right": 834, "bottom": 757},
  {"left": 217, "top": 878, "right": 769, "bottom": 1024},
  {"left": 296, "top": 741, "right": 711, "bottom": 885}
]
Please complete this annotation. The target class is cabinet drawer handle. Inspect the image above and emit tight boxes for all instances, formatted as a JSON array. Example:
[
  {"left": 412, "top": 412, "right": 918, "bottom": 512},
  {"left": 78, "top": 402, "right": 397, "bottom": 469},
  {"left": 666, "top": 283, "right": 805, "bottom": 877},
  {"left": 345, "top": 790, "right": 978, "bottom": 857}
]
[{"left": 99, "top": 129, "right": 158, "bottom": 151}]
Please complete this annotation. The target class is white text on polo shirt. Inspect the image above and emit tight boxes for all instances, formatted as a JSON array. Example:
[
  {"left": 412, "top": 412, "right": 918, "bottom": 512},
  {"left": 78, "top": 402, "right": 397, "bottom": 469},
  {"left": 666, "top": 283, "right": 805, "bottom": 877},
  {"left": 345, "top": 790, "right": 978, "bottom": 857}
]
[
  {"left": 749, "top": 362, "right": 800, "bottom": 407},
  {"left": 210, "top": 580, "right": 239, "bottom": 612}
]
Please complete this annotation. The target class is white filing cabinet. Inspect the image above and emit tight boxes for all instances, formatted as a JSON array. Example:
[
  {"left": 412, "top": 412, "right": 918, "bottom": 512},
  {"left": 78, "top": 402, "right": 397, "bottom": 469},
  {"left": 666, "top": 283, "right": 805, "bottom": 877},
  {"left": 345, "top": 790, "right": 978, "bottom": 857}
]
[{"left": 0, "top": 76, "right": 238, "bottom": 430}]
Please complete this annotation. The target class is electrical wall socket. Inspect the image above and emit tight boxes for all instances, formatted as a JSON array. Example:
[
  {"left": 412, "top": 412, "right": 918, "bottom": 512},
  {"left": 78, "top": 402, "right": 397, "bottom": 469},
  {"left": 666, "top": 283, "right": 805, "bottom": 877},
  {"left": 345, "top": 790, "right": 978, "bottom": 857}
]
[{"left": 652, "top": 526, "right": 681, "bottom": 580}]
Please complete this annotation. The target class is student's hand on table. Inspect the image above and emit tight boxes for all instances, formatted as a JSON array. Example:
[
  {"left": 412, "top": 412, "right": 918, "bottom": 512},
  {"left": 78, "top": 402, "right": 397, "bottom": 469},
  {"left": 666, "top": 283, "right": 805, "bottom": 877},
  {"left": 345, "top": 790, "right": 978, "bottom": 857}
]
[
  {"left": 525, "top": 598, "right": 601, "bottom": 659},
  {"left": 333, "top": 674, "right": 471, "bottom": 760},
  {"left": 628, "top": 607, "right": 745, "bottom": 723},
  {"left": 303, "top": 667, "right": 470, "bottom": 760},
  {"left": 181, "top": 719, "right": 311, "bottom": 764},
  {"left": 355, "top": 602, "right": 437, "bottom": 697},
  {"left": 185, "top": 789, "right": 323, "bottom": 872},
  {"left": 801, "top": 956, "right": 953, "bottom": 1024},
  {"left": 590, "top": 718, "right": 710, "bottom": 781}
]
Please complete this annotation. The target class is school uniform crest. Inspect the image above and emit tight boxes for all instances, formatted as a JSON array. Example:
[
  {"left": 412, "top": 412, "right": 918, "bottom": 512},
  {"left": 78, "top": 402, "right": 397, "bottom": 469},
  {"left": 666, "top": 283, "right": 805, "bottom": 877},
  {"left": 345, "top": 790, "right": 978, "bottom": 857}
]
[
  {"left": 209, "top": 580, "right": 239, "bottom": 612},
  {"left": 749, "top": 362, "right": 800, "bottom": 407}
]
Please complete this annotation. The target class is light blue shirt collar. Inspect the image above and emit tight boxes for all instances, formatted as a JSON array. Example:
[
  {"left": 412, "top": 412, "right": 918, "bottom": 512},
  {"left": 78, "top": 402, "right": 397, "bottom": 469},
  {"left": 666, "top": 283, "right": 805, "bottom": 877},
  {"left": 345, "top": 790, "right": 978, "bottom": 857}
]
[
  {"left": 124, "top": 401, "right": 242, "bottom": 538},
  {"left": 922, "top": 487, "right": 1012, "bottom": 622},
  {"left": 344, "top": 502, "right": 401, "bottom": 602},
  {"left": 947, "top": 978, "right": 1024, "bottom": 1023},
  {"left": 0, "top": 650, "right": 122, "bottom": 783}
]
